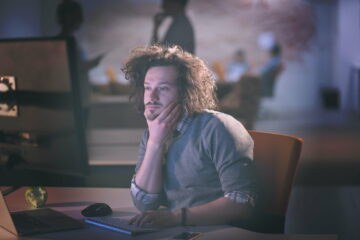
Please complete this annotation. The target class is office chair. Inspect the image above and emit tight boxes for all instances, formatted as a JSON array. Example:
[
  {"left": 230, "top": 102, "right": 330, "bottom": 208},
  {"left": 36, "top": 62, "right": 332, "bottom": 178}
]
[
  {"left": 260, "top": 63, "right": 284, "bottom": 98},
  {"left": 218, "top": 74, "right": 262, "bottom": 129},
  {"left": 248, "top": 130, "right": 303, "bottom": 233}
]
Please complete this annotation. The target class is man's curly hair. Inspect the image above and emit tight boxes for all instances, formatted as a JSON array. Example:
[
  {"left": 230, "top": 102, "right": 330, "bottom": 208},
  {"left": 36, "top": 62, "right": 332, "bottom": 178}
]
[{"left": 122, "top": 44, "right": 218, "bottom": 115}]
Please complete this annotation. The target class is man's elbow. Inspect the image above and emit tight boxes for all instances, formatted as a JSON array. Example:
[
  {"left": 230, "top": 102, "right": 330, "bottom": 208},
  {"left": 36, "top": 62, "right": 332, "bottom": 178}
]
[
  {"left": 226, "top": 198, "right": 255, "bottom": 223},
  {"left": 131, "top": 197, "right": 160, "bottom": 212}
]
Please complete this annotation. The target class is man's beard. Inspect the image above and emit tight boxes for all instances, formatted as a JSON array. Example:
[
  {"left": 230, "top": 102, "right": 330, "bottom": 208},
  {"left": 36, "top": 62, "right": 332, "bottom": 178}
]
[
  {"left": 145, "top": 101, "right": 162, "bottom": 121},
  {"left": 145, "top": 109, "right": 159, "bottom": 121}
]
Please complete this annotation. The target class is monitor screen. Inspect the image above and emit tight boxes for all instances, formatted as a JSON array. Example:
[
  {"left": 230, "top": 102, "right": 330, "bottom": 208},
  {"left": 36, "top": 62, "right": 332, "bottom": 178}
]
[{"left": 0, "top": 38, "right": 88, "bottom": 186}]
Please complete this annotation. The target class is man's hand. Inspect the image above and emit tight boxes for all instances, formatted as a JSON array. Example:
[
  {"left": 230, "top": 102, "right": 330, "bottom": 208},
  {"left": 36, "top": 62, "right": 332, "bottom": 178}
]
[
  {"left": 129, "top": 210, "right": 180, "bottom": 228},
  {"left": 146, "top": 102, "right": 182, "bottom": 146}
]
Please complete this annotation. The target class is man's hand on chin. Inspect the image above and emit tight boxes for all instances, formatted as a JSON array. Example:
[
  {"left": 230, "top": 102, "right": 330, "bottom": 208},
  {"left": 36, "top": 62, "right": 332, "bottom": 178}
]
[{"left": 145, "top": 102, "right": 182, "bottom": 146}]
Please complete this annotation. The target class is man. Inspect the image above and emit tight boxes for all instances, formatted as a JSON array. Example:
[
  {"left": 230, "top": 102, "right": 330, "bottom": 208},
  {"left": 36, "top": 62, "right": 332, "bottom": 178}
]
[
  {"left": 151, "top": 0, "right": 195, "bottom": 54},
  {"left": 56, "top": 0, "right": 102, "bottom": 127},
  {"left": 225, "top": 49, "right": 249, "bottom": 83},
  {"left": 257, "top": 44, "right": 283, "bottom": 98},
  {"left": 57, "top": 0, "right": 83, "bottom": 38},
  {"left": 123, "top": 45, "right": 257, "bottom": 228}
]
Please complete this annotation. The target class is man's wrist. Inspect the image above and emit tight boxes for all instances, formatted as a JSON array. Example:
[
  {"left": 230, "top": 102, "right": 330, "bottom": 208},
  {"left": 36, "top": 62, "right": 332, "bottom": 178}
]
[{"left": 147, "top": 140, "right": 166, "bottom": 150}]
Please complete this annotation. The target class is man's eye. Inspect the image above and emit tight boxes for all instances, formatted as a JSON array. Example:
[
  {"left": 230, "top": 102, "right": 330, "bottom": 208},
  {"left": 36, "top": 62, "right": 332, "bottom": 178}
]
[
  {"left": 159, "top": 87, "right": 169, "bottom": 91},
  {"left": 144, "top": 87, "right": 151, "bottom": 91}
]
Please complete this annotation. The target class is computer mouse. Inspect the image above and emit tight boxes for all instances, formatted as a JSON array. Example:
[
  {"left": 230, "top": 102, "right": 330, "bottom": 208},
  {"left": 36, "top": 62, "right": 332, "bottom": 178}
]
[{"left": 81, "top": 203, "right": 112, "bottom": 217}]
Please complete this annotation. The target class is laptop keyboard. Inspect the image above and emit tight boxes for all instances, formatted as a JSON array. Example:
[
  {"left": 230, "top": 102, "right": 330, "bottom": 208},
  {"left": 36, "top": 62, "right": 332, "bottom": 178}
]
[
  {"left": 10, "top": 208, "right": 83, "bottom": 236},
  {"left": 12, "top": 212, "right": 50, "bottom": 229}
]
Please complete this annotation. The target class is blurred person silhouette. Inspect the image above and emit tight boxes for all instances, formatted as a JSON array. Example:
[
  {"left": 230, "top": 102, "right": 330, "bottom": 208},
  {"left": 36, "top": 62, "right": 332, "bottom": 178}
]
[
  {"left": 225, "top": 49, "right": 249, "bottom": 83},
  {"left": 256, "top": 44, "right": 283, "bottom": 98},
  {"left": 57, "top": 0, "right": 83, "bottom": 38},
  {"left": 151, "top": 0, "right": 195, "bottom": 54},
  {"left": 218, "top": 43, "right": 283, "bottom": 126},
  {"left": 56, "top": 0, "right": 103, "bottom": 127}
]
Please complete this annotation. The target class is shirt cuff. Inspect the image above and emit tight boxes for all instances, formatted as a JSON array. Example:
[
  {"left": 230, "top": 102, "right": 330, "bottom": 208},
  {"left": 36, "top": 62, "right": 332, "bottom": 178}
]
[
  {"left": 224, "top": 190, "right": 256, "bottom": 207},
  {"left": 130, "top": 176, "right": 161, "bottom": 205}
]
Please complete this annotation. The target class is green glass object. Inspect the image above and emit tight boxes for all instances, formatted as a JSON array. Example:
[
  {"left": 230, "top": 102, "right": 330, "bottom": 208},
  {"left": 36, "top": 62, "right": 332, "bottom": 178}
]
[{"left": 24, "top": 186, "right": 48, "bottom": 208}]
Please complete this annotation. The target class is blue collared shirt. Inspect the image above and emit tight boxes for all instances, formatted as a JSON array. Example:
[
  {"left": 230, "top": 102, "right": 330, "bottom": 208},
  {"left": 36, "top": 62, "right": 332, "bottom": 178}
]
[{"left": 131, "top": 110, "right": 257, "bottom": 211}]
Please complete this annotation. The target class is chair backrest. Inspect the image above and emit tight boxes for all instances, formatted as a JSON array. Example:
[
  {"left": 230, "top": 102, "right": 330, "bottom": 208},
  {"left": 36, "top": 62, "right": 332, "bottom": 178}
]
[
  {"left": 218, "top": 74, "right": 262, "bottom": 129},
  {"left": 248, "top": 130, "right": 303, "bottom": 217},
  {"left": 261, "top": 62, "right": 284, "bottom": 98}
]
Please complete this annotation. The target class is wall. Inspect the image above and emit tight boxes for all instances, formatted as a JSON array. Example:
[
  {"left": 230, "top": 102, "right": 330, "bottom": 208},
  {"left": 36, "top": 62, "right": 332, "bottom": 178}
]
[
  {"left": 0, "top": 0, "right": 43, "bottom": 38},
  {"left": 335, "top": 0, "right": 360, "bottom": 111},
  {"left": 263, "top": 0, "right": 337, "bottom": 114},
  {"left": 0, "top": 0, "right": 358, "bottom": 114}
]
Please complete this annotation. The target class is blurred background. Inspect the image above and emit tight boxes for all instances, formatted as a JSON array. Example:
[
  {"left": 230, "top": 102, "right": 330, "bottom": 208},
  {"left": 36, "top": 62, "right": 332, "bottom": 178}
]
[{"left": 0, "top": 0, "right": 359, "bottom": 239}]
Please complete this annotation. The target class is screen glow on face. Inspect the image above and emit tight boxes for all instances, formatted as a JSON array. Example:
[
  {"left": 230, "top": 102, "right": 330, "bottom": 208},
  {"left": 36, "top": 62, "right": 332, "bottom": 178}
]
[{"left": 143, "top": 66, "right": 180, "bottom": 120}]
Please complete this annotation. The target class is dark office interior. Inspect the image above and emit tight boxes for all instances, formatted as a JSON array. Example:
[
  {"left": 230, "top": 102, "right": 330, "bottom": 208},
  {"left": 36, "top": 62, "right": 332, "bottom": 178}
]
[{"left": 0, "top": 0, "right": 359, "bottom": 239}]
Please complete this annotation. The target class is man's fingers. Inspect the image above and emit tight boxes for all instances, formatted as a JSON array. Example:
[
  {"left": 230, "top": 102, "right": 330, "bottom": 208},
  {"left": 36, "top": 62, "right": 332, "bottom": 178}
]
[
  {"left": 146, "top": 103, "right": 182, "bottom": 144},
  {"left": 129, "top": 212, "right": 154, "bottom": 227},
  {"left": 138, "top": 214, "right": 153, "bottom": 227},
  {"left": 130, "top": 211, "right": 178, "bottom": 228},
  {"left": 158, "top": 104, "right": 181, "bottom": 123},
  {"left": 157, "top": 102, "right": 178, "bottom": 122},
  {"left": 167, "top": 106, "right": 182, "bottom": 126},
  {"left": 129, "top": 213, "right": 144, "bottom": 226}
]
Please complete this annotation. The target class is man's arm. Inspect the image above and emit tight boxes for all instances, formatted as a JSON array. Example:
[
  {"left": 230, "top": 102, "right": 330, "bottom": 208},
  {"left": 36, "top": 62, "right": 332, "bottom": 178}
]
[
  {"left": 134, "top": 103, "right": 182, "bottom": 193},
  {"left": 134, "top": 140, "right": 166, "bottom": 194},
  {"left": 130, "top": 114, "right": 256, "bottom": 227},
  {"left": 180, "top": 197, "right": 253, "bottom": 225},
  {"left": 150, "top": 13, "right": 167, "bottom": 44},
  {"left": 129, "top": 196, "right": 253, "bottom": 227}
]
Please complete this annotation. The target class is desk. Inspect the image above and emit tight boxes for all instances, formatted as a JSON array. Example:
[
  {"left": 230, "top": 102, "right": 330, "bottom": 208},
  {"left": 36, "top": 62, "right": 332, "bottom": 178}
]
[{"left": 1, "top": 187, "right": 337, "bottom": 240}]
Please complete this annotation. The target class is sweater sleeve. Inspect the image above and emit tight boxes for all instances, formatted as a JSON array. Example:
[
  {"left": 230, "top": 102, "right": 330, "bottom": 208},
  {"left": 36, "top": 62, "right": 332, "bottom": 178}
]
[
  {"left": 130, "top": 130, "right": 164, "bottom": 211},
  {"left": 204, "top": 114, "right": 258, "bottom": 207}
]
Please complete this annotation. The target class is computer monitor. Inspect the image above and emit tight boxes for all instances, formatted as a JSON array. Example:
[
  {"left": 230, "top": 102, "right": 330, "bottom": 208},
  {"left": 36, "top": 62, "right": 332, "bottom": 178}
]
[{"left": 0, "top": 37, "right": 88, "bottom": 186}]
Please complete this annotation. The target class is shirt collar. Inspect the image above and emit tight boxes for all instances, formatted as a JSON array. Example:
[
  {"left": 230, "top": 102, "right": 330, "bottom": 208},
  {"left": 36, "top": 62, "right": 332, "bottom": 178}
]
[{"left": 174, "top": 112, "right": 193, "bottom": 137}]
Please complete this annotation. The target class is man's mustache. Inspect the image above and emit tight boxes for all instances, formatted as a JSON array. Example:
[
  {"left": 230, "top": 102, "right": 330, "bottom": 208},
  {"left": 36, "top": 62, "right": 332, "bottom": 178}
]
[{"left": 145, "top": 102, "right": 162, "bottom": 106}]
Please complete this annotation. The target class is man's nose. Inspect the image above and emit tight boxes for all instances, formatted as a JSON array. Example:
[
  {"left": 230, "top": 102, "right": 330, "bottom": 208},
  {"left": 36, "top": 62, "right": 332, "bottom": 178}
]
[{"left": 150, "top": 89, "right": 159, "bottom": 100}]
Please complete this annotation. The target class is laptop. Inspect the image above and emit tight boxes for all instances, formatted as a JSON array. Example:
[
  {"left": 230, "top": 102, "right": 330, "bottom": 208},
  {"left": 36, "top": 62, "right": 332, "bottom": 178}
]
[{"left": 0, "top": 191, "right": 83, "bottom": 236}]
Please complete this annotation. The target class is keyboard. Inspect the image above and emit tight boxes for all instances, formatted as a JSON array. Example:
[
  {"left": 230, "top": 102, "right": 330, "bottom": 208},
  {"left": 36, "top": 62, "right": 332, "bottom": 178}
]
[
  {"left": 85, "top": 216, "right": 159, "bottom": 236},
  {"left": 10, "top": 208, "right": 83, "bottom": 236},
  {"left": 12, "top": 212, "right": 51, "bottom": 229}
]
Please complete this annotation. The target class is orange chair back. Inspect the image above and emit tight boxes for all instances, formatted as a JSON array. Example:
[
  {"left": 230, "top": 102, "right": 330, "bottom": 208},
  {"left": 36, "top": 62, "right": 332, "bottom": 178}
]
[{"left": 248, "top": 130, "right": 303, "bottom": 217}]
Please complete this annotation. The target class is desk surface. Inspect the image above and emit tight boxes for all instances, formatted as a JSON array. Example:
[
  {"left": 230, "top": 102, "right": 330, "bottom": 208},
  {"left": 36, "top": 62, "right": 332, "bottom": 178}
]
[{"left": 1, "top": 187, "right": 337, "bottom": 240}]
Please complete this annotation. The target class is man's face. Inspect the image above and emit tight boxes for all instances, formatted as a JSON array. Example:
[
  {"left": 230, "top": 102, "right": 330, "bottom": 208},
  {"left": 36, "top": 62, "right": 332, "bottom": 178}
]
[{"left": 143, "top": 66, "right": 180, "bottom": 121}]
